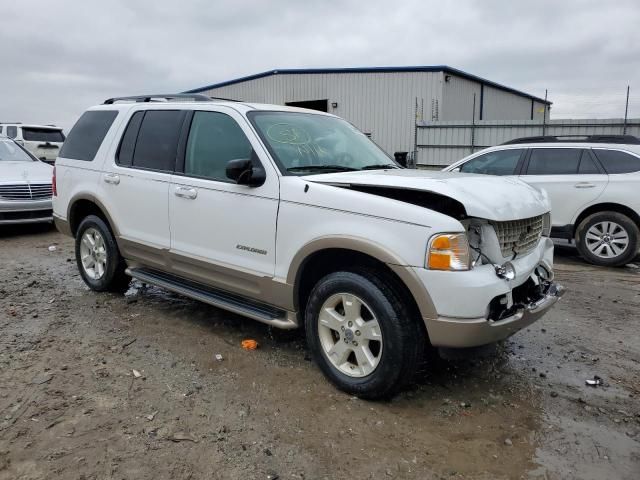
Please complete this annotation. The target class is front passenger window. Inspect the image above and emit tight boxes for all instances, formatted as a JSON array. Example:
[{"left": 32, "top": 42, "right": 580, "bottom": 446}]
[
  {"left": 459, "top": 149, "right": 523, "bottom": 175},
  {"left": 185, "top": 111, "right": 252, "bottom": 181}
]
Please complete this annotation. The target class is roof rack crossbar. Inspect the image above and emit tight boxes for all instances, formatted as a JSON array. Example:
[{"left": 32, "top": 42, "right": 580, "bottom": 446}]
[
  {"left": 502, "top": 135, "right": 640, "bottom": 145},
  {"left": 103, "top": 93, "right": 214, "bottom": 104}
]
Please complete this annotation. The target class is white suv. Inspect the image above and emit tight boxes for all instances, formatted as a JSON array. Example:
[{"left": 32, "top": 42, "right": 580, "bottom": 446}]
[
  {"left": 445, "top": 136, "right": 640, "bottom": 267},
  {"left": 0, "top": 123, "right": 65, "bottom": 165},
  {"left": 53, "top": 94, "right": 563, "bottom": 398}
]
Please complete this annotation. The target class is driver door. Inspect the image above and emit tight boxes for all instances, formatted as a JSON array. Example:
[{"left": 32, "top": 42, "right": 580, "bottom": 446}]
[{"left": 168, "top": 107, "right": 280, "bottom": 300}]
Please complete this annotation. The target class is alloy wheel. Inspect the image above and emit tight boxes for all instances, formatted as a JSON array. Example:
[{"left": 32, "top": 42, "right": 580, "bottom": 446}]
[
  {"left": 317, "top": 293, "right": 383, "bottom": 378},
  {"left": 585, "top": 221, "right": 630, "bottom": 259},
  {"left": 79, "top": 227, "right": 108, "bottom": 280}
]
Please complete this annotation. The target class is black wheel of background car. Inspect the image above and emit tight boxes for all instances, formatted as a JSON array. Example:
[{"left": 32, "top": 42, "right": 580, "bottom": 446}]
[
  {"left": 304, "top": 270, "right": 424, "bottom": 399},
  {"left": 575, "top": 211, "right": 639, "bottom": 267},
  {"left": 75, "top": 215, "right": 129, "bottom": 292}
]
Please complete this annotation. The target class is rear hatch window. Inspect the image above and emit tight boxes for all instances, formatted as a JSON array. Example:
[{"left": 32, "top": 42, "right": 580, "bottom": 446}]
[{"left": 22, "top": 128, "right": 66, "bottom": 143}]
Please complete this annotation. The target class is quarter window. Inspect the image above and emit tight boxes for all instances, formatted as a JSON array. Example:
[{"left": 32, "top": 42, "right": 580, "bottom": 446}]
[
  {"left": 131, "top": 110, "right": 185, "bottom": 171},
  {"left": 525, "top": 148, "right": 581, "bottom": 175},
  {"left": 593, "top": 149, "right": 640, "bottom": 174},
  {"left": 59, "top": 111, "right": 118, "bottom": 161},
  {"left": 459, "top": 149, "right": 523, "bottom": 175},
  {"left": 184, "top": 111, "right": 252, "bottom": 181}
]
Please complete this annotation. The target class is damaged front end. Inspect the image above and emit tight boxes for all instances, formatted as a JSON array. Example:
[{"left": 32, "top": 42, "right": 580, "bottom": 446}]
[
  {"left": 462, "top": 214, "right": 564, "bottom": 322},
  {"left": 488, "top": 267, "right": 565, "bottom": 321}
]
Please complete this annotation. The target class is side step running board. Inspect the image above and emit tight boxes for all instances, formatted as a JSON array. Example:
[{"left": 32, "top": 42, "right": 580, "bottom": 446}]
[{"left": 126, "top": 267, "right": 297, "bottom": 329}]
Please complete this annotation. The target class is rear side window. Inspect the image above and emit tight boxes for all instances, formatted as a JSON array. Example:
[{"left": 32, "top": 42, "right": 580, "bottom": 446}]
[
  {"left": 116, "top": 111, "right": 144, "bottom": 167},
  {"left": 131, "top": 110, "right": 185, "bottom": 171},
  {"left": 525, "top": 148, "right": 581, "bottom": 175},
  {"left": 59, "top": 110, "right": 118, "bottom": 161},
  {"left": 593, "top": 149, "right": 640, "bottom": 174},
  {"left": 459, "top": 149, "right": 523, "bottom": 175},
  {"left": 184, "top": 111, "right": 252, "bottom": 181},
  {"left": 22, "top": 128, "right": 65, "bottom": 143},
  {"left": 6, "top": 126, "right": 17, "bottom": 139},
  {"left": 578, "top": 152, "right": 601, "bottom": 174}
]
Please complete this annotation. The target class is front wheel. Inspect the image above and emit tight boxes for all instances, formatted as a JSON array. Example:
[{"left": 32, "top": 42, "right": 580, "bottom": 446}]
[
  {"left": 304, "top": 270, "right": 424, "bottom": 399},
  {"left": 575, "top": 211, "right": 639, "bottom": 267}
]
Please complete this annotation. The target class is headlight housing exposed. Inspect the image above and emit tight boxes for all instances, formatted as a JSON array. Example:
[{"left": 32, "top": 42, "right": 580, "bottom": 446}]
[
  {"left": 542, "top": 212, "right": 551, "bottom": 237},
  {"left": 427, "top": 233, "right": 471, "bottom": 271}
]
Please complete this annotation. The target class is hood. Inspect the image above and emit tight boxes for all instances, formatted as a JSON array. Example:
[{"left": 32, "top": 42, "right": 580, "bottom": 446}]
[
  {"left": 0, "top": 161, "right": 53, "bottom": 184},
  {"left": 304, "top": 169, "right": 549, "bottom": 221}
]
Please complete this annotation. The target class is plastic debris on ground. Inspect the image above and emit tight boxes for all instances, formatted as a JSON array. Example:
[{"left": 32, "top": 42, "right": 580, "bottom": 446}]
[
  {"left": 585, "top": 375, "right": 603, "bottom": 386},
  {"left": 241, "top": 339, "right": 258, "bottom": 350}
]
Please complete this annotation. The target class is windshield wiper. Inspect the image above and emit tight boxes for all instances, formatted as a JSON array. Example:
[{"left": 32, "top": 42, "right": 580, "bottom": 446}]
[
  {"left": 360, "top": 164, "right": 399, "bottom": 170},
  {"left": 287, "top": 165, "right": 358, "bottom": 173}
]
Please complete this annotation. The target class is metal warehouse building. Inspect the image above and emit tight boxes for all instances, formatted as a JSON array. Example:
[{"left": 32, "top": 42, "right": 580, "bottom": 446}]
[{"left": 186, "top": 66, "right": 551, "bottom": 162}]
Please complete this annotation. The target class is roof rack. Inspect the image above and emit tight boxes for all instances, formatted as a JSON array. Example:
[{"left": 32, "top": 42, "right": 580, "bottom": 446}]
[
  {"left": 0, "top": 122, "right": 21, "bottom": 125},
  {"left": 103, "top": 93, "right": 215, "bottom": 104},
  {"left": 502, "top": 135, "right": 640, "bottom": 145}
]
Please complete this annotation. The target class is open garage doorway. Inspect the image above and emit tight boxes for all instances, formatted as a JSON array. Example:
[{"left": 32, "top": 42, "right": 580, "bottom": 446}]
[{"left": 285, "top": 99, "right": 328, "bottom": 112}]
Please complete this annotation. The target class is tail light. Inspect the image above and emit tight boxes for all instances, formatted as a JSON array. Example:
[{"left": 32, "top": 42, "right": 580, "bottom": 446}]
[{"left": 52, "top": 166, "right": 57, "bottom": 197}]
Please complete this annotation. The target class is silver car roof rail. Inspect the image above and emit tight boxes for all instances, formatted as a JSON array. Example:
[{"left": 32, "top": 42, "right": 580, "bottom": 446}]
[{"left": 103, "top": 93, "right": 218, "bottom": 104}]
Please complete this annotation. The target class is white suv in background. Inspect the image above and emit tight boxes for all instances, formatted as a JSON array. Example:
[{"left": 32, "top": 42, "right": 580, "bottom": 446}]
[
  {"left": 0, "top": 123, "right": 65, "bottom": 165},
  {"left": 53, "top": 94, "right": 562, "bottom": 398},
  {"left": 444, "top": 135, "right": 640, "bottom": 267}
]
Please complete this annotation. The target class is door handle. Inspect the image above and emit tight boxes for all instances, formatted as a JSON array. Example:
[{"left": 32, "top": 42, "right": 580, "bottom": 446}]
[
  {"left": 574, "top": 182, "right": 595, "bottom": 189},
  {"left": 174, "top": 186, "right": 198, "bottom": 199},
  {"left": 103, "top": 173, "right": 120, "bottom": 185}
]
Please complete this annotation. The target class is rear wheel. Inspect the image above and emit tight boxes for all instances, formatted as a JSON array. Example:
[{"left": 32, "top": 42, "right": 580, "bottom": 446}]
[
  {"left": 75, "top": 215, "right": 129, "bottom": 292},
  {"left": 576, "top": 211, "right": 639, "bottom": 267},
  {"left": 304, "top": 270, "right": 424, "bottom": 399}
]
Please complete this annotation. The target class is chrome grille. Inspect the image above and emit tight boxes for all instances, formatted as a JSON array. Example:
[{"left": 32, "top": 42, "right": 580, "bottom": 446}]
[
  {"left": 0, "top": 183, "right": 52, "bottom": 200},
  {"left": 491, "top": 215, "right": 544, "bottom": 257}
]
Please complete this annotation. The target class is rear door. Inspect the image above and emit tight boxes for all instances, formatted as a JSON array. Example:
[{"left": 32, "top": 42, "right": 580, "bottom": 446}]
[
  {"left": 519, "top": 147, "right": 608, "bottom": 226},
  {"left": 168, "top": 107, "right": 279, "bottom": 298},
  {"left": 99, "top": 108, "right": 187, "bottom": 269}
]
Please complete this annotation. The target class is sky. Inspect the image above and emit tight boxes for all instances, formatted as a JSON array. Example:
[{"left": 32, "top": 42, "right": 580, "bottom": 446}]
[{"left": 1, "top": 0, "right": 639, "bottom": 131}]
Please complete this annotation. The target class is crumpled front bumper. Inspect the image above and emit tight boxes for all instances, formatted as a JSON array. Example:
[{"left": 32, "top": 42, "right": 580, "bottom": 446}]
[{"left": 425, "top": 282, "right": 565, "bottom": 348}]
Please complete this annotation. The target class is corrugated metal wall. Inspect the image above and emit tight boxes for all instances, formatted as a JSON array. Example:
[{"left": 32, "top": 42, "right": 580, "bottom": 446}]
[
  {"left": 442, "top": 76, "right": 549, "bottom": 122},
  {"left": 441, "top": 75, "right": 481, "bottom": 121},
  {"left": 416, "top": 119, "right": 640, "bottom": 167},
  {"left": 201, "top": 72, "right": 445, "bottom": 157}
]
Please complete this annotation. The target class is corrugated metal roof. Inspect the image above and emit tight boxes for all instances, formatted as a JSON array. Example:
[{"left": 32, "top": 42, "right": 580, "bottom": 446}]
[{"left": 185, "top": 65, "right": 552, "bottom": 105}]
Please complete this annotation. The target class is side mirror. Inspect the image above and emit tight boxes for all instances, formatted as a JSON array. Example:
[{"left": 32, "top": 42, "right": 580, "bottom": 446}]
[
  {"left": 226, "top": 151, "right": 266, "bottom": 187},
  {"left": 452, "top": 167, "right": 461, "bottom": 172}
]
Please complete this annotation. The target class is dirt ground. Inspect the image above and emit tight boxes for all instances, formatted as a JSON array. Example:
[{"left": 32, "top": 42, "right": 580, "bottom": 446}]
[{"left": 0, "top": 225, "right": 638, "bottom": 480}]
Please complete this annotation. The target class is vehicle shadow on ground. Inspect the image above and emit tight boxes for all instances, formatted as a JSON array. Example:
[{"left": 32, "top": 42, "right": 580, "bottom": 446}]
[
  {"left": 0, "top": 222, "right": 55, "bottom": 239},
  {"left": 122, "top": 281, "right": 524, "bottom": 403}
]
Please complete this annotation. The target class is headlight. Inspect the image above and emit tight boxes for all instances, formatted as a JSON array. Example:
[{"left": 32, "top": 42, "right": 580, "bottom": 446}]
[
  {"left": 427, "top": 233, "right": 471, "bottom": 271},
  {"left": 542, "top": 212, "right": 551, "bottom": 237}
]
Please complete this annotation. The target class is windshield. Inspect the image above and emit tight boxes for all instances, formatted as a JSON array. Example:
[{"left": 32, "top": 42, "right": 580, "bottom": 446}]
[
  {"left": 248, "top": 111, "right": 398, "bottom": 174},
  {"left": 22, "top": 127, "right": 65, "bottom": 143},
  {"left": 0, "top": 139, "right": 35, "bottom": 162}
]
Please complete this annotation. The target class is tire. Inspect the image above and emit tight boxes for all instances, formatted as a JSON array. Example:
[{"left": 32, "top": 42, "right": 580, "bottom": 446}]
[
  {"left": 304, "top": 270, "right": 424, "bottom": 399},
  {"left": 75, "top": 215, "right": 130, "bottom": 292},
  {"left": 575, "top": 211, "right": 639, "bottom": 267}
]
